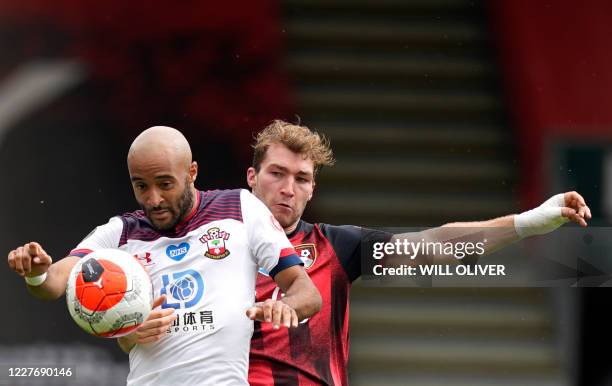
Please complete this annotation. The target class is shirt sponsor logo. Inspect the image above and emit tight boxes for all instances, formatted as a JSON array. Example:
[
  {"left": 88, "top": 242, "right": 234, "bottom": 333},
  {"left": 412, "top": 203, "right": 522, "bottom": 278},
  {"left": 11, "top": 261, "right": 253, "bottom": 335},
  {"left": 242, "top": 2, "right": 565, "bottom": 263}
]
[
  {"left": 199, "top": 227, "right": 231, "bottom": 259},
  {"left": 161, "top": 269, "right": 204, "bottom": 310}
]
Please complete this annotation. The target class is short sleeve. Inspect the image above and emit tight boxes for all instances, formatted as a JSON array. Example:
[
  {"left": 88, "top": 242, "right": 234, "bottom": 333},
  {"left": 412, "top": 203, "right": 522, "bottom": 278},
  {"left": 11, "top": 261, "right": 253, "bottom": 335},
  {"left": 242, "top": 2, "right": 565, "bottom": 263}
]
[
  {"left": 319, "top": 224, "right": 393, "bottom": 282},
  {"left": 240, "top": 190, "right": 302, "bottom": 278},
  {"left": 69, "top": 217, "right": 124, "bottom": 257}
]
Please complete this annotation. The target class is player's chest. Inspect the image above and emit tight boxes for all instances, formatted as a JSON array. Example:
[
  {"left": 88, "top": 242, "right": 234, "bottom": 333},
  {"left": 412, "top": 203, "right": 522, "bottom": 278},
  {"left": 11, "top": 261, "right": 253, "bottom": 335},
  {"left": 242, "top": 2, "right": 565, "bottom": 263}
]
[{"left": 125, "top": 221, "right": 248, "bottom": 274}]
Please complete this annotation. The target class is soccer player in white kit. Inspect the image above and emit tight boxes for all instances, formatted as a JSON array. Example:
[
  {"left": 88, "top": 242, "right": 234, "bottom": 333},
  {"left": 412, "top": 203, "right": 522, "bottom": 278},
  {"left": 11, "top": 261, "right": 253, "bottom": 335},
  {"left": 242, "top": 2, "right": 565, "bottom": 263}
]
[{"left": 6, "top": 126, "right": 322, "bottom": 386}]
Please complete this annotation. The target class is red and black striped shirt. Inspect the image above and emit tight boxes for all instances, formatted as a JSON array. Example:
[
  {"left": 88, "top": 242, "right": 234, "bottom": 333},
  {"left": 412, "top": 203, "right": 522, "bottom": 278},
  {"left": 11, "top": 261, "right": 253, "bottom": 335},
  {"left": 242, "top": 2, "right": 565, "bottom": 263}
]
[{"left": 249, "top": 220, "right": 392, "bottom": 386}]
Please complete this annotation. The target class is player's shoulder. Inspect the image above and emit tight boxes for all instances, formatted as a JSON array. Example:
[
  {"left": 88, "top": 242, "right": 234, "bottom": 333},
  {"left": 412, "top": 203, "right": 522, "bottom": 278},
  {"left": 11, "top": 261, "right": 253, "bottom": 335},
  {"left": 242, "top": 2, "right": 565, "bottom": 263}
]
[
  {"left": 202, "top": 188, "right": 243, "bottom": 206},
  {"left": 316, "top": 222, "right": 364, "bottom": 240},
  {"left": 188, "top": 189, "right": 244, "bottom": 225},
  {"left": 315, "top": 223, "right": 393, "bottom": 248},
  {"left": 117, "top": 210, "right": 159, "bottom": 244},
  {"left": 119, "top": 209, "right": 148, "bottom": 226}
]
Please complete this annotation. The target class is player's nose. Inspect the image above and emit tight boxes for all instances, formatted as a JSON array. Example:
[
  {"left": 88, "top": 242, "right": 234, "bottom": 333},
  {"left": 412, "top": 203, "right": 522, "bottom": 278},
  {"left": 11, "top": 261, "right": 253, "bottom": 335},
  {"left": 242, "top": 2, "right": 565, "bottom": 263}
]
[
  {"left": 145, "top": 188, "right": 164, "bottom": 207},
  {"left": 279, "top": 177, "right": 295, "bottom": 197}
]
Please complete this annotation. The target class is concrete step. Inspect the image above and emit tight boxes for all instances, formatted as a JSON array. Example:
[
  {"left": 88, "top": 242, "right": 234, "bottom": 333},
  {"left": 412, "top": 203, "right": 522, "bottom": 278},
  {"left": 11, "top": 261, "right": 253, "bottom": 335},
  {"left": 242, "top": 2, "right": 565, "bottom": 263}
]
[
  {"left": 350, "top": 374, "right": 567, "bottom": 386},
  {"left": 286, "top": 53, "right": 494, "bottom": 86},
  {"left": 285, "top": 19, "right": 486, "bottom": 50},
  {"left": 350, "top": 300, "right": 551, "bottom": 332},
  {"left": 296, "top": 88, "right": 501, "bottom": 117},
  {"left": 313, "top": 192, "right": 514, "bottom": 217},
  {"left": 319, "top": 157, "right": 514, "bottom": 183},
  {"left": 285, "top": 0, "right": 481, "bottom": 12},
  {"left": 350, "top": 337, "right": 559, "bottom": 372}
]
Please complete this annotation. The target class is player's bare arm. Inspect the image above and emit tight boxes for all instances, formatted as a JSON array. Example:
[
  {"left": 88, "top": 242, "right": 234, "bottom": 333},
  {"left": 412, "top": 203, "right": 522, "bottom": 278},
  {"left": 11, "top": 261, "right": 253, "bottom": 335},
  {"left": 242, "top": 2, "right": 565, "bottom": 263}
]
[
  {"left": 246, "top": 265, "right": 321, "bottom": 329},
  {"left": 7, "top": 241, "right": 79, "bottom": 300},
  {"left": 389, "top": 191, "right": 592, "bottom": 265}
]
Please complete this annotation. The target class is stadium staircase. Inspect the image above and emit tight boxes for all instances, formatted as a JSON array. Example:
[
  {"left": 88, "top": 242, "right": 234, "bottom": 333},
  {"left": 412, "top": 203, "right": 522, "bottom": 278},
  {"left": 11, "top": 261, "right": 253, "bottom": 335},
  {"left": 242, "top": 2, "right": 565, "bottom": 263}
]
[{"left": 281, "top": 0, "right": 572, "bottom": 385}]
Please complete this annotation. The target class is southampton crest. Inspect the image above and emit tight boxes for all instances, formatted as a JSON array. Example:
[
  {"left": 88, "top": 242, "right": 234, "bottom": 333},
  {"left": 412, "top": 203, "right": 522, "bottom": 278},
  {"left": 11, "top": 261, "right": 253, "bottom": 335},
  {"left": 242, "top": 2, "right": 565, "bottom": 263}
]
[{"left": 199, "top": 227, "right": 231, "bottom": 259}]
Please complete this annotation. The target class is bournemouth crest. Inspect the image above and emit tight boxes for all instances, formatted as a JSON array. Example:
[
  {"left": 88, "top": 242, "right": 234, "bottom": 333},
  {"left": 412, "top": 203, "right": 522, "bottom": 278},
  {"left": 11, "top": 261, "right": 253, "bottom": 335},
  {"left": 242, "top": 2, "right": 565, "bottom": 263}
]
[
  {"left": 295, "top": 243, "right": 317, "bottom": 269},
  {"left": 199, "top": 227, "right": 231, "bottom": 259}
]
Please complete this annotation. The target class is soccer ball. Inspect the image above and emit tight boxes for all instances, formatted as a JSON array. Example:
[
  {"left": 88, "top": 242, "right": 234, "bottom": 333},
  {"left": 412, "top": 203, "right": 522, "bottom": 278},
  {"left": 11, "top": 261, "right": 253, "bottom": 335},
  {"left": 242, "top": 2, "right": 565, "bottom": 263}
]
[{"left": 66, "top": 249, "right": 154, "bottom": 338}]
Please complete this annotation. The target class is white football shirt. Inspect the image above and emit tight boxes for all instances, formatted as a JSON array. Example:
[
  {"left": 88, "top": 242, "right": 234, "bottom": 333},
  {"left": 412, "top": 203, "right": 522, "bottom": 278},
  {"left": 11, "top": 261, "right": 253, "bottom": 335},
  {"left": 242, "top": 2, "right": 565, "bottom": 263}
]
[{"left": 70, "top": 189, "right": 301, "bottom": 385}]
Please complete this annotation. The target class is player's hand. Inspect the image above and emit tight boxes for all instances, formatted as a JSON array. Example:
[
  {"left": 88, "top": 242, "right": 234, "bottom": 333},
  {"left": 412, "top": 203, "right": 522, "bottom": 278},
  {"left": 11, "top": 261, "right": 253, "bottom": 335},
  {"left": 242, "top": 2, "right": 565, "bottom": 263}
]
[
  {"left": 559, "top": 191, "right": 592, "bottom": 226},
  {"left": 7, "top": 242, "right": 53, "bottom": 277},
  {"left": 515, "top": 192, "right": 592, "bottom": 238},
  {"left": 120, "top": 295, "right": 177, "bottom": 349},
  {"left": 246, "top": 299, "right": 299, "bottom": 329}
]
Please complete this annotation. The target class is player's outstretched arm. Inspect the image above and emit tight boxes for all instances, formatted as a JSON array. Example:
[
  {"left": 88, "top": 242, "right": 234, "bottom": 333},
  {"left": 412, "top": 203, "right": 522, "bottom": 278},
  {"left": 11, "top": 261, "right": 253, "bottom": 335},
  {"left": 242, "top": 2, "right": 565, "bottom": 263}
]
[
  {"left": 117, "top": 295, "right": 177, "bottom": 353},
  {"left": 389, "top": 191, "right": 592, "bottom": 264},
  {"left": 441, "top": 191, "right": 591, "bottom": 250},
  {"left": 246, "top": 266, "right": 321, "bottom": 329},
  {"left": 7, "top": 242, "right": 79, "bottom": 300}
]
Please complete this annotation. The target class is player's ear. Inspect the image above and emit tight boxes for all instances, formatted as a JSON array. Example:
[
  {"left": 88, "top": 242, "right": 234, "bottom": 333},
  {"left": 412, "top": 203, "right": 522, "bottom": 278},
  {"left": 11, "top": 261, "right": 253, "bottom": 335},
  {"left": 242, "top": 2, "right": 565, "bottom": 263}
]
[
  {"left": 189, "top": 161, "right": 198, "bottom": 183},
  {"left": 246, "top": 167, "right": 257, "bottom": 189}
]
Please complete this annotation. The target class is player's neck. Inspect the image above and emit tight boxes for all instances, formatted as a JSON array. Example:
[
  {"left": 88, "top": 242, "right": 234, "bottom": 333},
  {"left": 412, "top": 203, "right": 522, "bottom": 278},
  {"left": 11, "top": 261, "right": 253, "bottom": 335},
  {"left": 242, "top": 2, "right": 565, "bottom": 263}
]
[
  {"left": 188, "top": 187, "right": 199, "bottom": 213},
  {"left": 284, "top": 219, "right": 300, "bottom": 235},
  {"left": 177, "top": 187, "right": 200, "bottom": 227}
]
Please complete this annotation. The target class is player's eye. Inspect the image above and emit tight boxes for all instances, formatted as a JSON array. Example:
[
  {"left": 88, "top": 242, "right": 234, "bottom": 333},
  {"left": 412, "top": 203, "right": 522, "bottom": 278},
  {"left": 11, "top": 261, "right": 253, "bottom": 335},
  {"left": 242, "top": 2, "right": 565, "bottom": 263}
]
[
  {"left": 134, "top": 183, "right": 146, "bottom": 191},
  {"left": 160, "top": 181, "right": 174, "bottom": 189},
  {"left": 270, "top": 171, "right": 282, "bottom": 178}
]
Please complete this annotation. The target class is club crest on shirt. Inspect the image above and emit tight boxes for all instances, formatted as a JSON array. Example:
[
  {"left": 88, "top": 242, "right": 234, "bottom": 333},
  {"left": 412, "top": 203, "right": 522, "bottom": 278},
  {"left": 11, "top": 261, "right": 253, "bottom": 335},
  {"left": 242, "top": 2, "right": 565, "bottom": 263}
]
[
  {"left": 295, "top": 243, "right": 317, "bottom": 269},
  {"left": 199, "top": 227, "right": 231, "bottom": 259}
]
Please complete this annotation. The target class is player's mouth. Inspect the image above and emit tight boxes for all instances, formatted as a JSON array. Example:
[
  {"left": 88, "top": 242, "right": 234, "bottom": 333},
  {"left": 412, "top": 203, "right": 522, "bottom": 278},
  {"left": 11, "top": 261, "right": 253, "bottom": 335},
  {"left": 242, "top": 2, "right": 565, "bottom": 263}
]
[
  {"left": 275, "top": 203, "right": 293, "bottom": 212},
  {"left": 150, "top": 209, "right": 170, "bottom": 220}
]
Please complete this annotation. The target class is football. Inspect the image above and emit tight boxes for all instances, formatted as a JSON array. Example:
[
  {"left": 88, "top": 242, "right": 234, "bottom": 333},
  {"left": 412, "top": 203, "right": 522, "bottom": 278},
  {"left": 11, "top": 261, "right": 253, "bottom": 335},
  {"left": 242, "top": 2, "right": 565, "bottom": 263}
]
[{"left": 66, "top": 249, "right": 154, "bottom": 337}]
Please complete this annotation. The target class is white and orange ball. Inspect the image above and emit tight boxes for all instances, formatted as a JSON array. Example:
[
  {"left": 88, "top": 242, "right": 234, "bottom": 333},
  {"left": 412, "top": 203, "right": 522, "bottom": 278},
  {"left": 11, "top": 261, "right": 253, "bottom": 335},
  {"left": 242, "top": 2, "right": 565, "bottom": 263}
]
[{"left": 66, "top": 249, "right": 154, "bottom": 337}]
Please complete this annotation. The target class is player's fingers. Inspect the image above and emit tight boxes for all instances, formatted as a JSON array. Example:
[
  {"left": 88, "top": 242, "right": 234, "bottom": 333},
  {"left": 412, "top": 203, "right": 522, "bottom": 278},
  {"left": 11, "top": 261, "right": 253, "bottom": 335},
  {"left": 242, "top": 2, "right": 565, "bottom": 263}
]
[
  {"left": 159, "top": 308, "right": 175, "bottom": 318},
  {"left": 290, "top": 309, "right": 298, "bottom": 328},
  {"left": 271, "top": 301, "right": 283, "bottom": 329},
  {"left": 246, "top": 307, "right": 262, "bottom": 321},
  {"left": 27, "top": 242, "right": 39, "bottom": 257},
  {"left": 14, "top": 247, "right": 25, "bottom": 276},
  {"left": 569, "top": 191, "right": 587, "bottom": 206},
  {"left": 151, "top": 295, "right": 167, "bottom": 310},
  {"left": 141, "top": 313, "right": 176, "bottom": 335},
  {"left": 562, "top": 207, "right": 587, "bottom": 227},
  {"left": 281, "top": 306, "right": 292, "bottom": 328},
  {"left": 136, "top": 323, "right": 165, "bottom": 339},
  {"left": 564, "top": 191, "right": 580, "bottom": 206},
  {"left": 146, "top": 307, "right": 174, "bottom": 322},
  {"left": 32, "top": 245, "right": 52, "bottom": 265},
  {"left": 584, "top": 204, "right": 592, "bottom": 219},
  {"left": 7, "top": 250, "right": 16, "bottom": 271},
  {"left": 151, "top": 311, "right": 176, "bottom": 328},
  {"left": 22, "top": 249, "right": 31, "bottom": 274},
  {"left": 162, "top": 313, "right": 178, "bottom": 328},
  {"left": 138, "top": 334, "right": 165, "bottom": 344},
  {"left": 561, "top": 207, "right": 576, "bottom": 218},
  {"left": 577, "top": 204, "right": 586, "bottom": 218},
  {"left": 263, "top": 299, "right": 274, "bottom": 323}
]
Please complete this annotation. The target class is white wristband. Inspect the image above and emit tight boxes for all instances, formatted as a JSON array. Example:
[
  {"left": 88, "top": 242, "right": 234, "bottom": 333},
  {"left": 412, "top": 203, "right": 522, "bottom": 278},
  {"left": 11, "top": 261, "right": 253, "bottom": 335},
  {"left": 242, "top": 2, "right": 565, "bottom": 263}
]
[
  {"left": 25, "top": 272, "right": 48, "bottom": 286},
  {"left": 514, "top": 194, "right": 569, "bottom": 239}
]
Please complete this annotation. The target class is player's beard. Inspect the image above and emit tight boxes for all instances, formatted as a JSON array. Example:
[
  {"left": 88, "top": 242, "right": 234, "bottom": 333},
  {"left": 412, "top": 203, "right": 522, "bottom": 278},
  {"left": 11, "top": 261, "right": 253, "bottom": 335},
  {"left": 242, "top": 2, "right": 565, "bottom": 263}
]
[{"left": 144, "top": 178, "right": 194, "bottom": 231}]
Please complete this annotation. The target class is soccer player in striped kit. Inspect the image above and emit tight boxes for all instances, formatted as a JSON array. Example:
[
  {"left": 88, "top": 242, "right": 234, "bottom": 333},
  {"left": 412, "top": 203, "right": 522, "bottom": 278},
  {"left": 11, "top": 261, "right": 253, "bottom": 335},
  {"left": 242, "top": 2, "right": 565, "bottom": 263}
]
[
  {"left": 7, "top": 126, "right": 321, "bottom": 386},
  {"left": 246, "top": 120, "right": 591, "bottom": 386}
]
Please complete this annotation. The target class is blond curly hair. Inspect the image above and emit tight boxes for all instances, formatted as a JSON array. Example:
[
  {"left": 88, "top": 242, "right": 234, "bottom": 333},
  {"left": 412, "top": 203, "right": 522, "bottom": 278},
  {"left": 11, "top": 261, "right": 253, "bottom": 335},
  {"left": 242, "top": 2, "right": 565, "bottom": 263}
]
[{"left": 252, "top": 120, "right": 335, "bottom": 175}]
